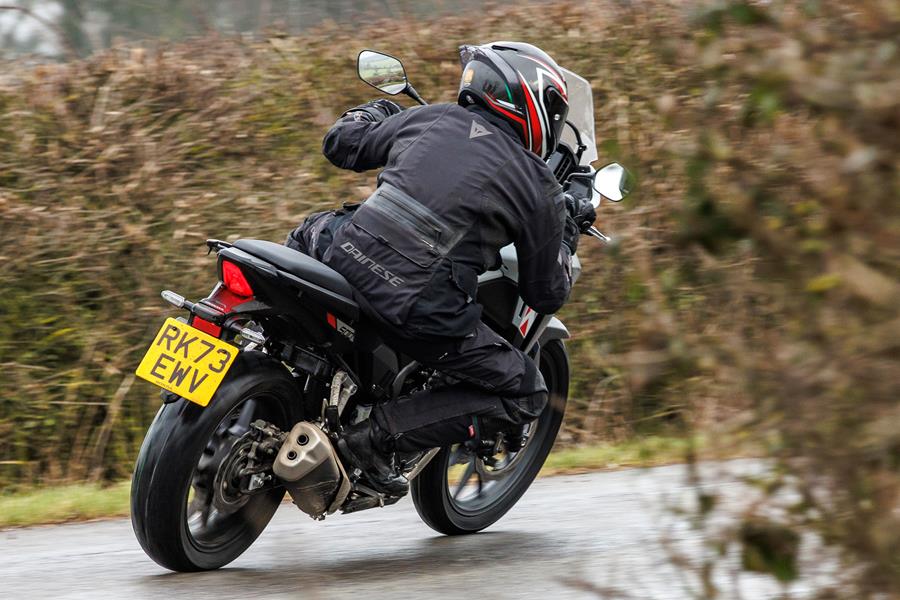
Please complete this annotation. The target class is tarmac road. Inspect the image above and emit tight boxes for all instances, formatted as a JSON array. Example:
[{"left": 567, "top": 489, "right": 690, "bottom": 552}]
[{"left": 1, "top": 460, "right": 831, "bottom": 599}]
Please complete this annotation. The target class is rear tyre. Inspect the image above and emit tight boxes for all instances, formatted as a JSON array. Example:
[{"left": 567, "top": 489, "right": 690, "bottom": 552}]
[
  {"left": 410, "top": 339, "right": 569, "bottom": 535},
  {"left": 130, "top": 352, "right": 296, "bottom": 572}
]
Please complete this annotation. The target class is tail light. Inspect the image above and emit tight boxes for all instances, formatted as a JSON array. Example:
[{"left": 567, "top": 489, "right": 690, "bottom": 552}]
[
  {"left": 221, "top": 260, "right": 254, "bottom": 297},
  {"left": 190, "top": 282, "right": 248, "bottom": 339}
]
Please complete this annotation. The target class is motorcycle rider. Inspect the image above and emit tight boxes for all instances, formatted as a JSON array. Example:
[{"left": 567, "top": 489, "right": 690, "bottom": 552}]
[{"left": 286, "top": 42, "right": 597, "bottom": 493}]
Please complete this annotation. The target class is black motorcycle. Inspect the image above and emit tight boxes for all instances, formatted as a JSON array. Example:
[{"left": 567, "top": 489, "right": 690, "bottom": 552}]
[{"left": 130, "top": 50, "right": 633, "bottom": 572}]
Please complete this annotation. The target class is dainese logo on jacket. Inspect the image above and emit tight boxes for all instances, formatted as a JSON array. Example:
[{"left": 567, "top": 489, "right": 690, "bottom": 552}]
[{"left": 340, "top": 242, "right": 405, "bottom": 287}]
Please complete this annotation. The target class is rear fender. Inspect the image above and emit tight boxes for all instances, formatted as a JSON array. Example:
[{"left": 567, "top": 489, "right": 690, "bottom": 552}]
[{"left": 223, "top": 350, "right": 307, "bottom": 423}]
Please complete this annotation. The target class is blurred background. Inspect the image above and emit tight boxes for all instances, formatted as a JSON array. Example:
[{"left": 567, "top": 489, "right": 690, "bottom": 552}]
[{"left": 0, "top": 0, "right": 897, "bottom": 596}]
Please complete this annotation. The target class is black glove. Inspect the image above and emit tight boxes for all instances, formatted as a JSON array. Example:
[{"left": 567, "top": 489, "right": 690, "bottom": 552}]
[
  {"left": 343, "top": 99, "right": 403, "bottom": 123},
  {"left": 562, "top": 193, "right": 597, "bottom": 254}
]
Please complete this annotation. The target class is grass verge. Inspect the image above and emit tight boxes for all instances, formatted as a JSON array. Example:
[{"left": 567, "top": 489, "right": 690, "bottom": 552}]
[
  {"left": 0, "top": 481, "right": 131, "bottom": 528},
  {"left": 1, "top": 436, "right": 720, "bottom": 529},
  {"left": 540, "top": 435, "right": 703, "bottom": 476}
]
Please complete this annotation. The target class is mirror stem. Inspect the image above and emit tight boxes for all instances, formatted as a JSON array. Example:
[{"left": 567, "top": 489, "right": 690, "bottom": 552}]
[
  {"left": 565, "top": 120, "right": 586, "bottom": 154},
  {"left": 404, "top": 84, "right": 427, "bottom": 106}
]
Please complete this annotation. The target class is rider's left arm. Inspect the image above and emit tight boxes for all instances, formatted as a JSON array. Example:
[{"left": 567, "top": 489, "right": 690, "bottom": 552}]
[{"left": 516, "top": 182, "right": 573, "bottom": 315}]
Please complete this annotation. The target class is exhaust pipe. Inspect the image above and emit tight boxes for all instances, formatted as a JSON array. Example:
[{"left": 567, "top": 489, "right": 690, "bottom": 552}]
[{"left": 273, "top": 422, "right": 351, "bottom": 519}]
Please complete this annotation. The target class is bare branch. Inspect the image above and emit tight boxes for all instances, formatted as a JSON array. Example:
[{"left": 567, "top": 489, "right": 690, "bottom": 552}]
[{"left": 0, "top": 4, "right": 78, "bottom": 60}]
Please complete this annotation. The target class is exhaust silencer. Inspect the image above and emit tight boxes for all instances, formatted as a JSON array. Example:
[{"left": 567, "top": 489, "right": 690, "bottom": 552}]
[{"left": 273, "top": 422, "right": 351, "bottom": 519}]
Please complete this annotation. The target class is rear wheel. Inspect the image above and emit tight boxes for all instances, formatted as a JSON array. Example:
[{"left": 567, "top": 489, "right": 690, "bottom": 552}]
[
  {"left": 130, "top": 352, "right": 296, "bottom": 572},
  {"left": 410, "top": 339, "right": 569, "bottom": 535}
]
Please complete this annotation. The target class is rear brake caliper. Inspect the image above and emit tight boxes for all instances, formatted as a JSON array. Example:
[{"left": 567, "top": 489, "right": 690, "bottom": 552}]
[{"left": 216, "top": 420, "right": 285, "bottom": 501}]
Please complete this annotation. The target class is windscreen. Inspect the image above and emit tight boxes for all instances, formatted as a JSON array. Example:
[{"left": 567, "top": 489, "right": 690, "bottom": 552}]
[{"left": 558, "top": 68, "right": 598, "bottom": 166}]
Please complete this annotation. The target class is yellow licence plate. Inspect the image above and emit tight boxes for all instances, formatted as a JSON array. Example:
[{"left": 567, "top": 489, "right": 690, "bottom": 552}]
[{"left": 135, "top": 318, "right": 239, "bottom": 407}]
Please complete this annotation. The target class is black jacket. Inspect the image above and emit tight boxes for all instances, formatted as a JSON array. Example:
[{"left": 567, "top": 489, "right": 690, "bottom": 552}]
[{"left": 320, "top": 102, "right": 572, "bottom": 339}]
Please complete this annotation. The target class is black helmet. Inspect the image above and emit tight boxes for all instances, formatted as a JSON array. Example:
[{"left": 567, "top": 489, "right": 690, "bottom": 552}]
[{"left": 458, "top": 41, "right": 569, "bottom": 159}]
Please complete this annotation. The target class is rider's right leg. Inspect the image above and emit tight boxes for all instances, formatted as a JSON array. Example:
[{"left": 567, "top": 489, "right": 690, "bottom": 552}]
[
  {"left": 339, "top": 321, "right": 547, "bottom": 493},
  {"left": 371, "top": 321, "right": 548, "bottom": 453}
]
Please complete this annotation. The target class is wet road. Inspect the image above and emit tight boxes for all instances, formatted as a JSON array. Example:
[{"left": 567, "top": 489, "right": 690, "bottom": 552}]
[{"left": 1, "top": 460, "right": 827, "bottom": 599}]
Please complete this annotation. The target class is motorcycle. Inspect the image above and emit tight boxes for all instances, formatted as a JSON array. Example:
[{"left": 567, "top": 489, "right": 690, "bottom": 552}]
[{"left": 130, "top": 49, "right": 633, "bottom": 572}]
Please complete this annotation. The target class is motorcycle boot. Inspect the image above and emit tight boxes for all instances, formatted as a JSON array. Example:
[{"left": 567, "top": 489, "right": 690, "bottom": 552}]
[{"left": 337, "top": 418, "right": 408, "bottom": 496}]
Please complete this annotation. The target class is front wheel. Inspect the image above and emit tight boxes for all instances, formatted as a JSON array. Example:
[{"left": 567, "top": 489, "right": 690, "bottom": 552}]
[
  {"left": 130, "top": 352, "right": 297, "bottom": 572},
  {"left": 410, "top": 339, "right": 569, "bottom": 535}
]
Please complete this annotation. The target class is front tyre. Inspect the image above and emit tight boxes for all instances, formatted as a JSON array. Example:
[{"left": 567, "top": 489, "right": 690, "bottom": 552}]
[
  {"left": 130, "top": 352, "right": 296, "bottom": 572},
  {"left": 411, "top": 339, "right": 569, "bottom": 535}
]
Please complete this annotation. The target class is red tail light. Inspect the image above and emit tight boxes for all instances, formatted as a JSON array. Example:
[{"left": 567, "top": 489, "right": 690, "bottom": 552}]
[{"left": 221, "top": 260, "right": 254, "bottom": 297}]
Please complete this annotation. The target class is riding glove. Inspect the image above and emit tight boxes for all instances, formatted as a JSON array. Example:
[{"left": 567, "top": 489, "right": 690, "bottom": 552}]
[
  {"left": 562, "top": 193, "right": 597, "bottom": 254},
  {"left": 343, "top": 99, "right": 404, "bottom": 123}
]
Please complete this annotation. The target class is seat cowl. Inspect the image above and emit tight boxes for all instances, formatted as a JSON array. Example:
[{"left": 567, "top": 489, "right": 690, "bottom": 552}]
[{"left": 232, "top": 239, "right": 355, "bottom": 300}]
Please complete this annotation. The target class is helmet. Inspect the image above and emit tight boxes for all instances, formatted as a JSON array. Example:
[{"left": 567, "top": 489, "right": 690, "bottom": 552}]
[{"left": 458, "top": 41, "right": 569, "bottom": 160}]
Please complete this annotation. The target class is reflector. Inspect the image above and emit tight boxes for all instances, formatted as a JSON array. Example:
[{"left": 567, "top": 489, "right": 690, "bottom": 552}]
[{"left": 191, "top": 316, "right": 222, "bottom": 337}]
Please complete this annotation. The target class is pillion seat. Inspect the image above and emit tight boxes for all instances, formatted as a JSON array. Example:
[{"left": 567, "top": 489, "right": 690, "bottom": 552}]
[{"left": 233, "top": 239, "right": 355, "bottom": 300}]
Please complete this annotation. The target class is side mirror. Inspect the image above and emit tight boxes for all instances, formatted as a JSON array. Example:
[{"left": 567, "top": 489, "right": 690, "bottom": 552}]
[
  {"left": 357, "top": 50, "right": 408, "bottom": 95},
  {"left": 592, "top": 162, "right": 634, "bottom": 203}
]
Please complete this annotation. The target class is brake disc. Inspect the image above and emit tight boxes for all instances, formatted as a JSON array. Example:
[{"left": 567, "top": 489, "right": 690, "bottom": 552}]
[{"left": 212, "top": 434, "right": 256, "bottom": 512}]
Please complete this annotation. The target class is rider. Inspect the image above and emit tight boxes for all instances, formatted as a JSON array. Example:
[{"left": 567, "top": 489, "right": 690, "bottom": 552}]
[{"left": 286, "top": 42, "right": 597, "bottom": 493}]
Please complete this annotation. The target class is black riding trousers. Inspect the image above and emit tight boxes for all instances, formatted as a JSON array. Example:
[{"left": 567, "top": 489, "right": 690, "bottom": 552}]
[{"left": 373, "top": 322, "right": 548, "bottom": 453}]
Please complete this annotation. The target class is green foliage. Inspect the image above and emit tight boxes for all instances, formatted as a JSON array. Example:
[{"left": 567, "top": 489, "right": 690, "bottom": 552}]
[
  {"left": 693, "top": 1, "right": 771, "bottom": 34},
  {"left": 740, "top": 518, "right": 800, "bottom": 583}
]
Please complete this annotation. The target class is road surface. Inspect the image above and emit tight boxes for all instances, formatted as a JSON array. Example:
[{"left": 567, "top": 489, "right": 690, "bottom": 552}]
[{"left": 1, "top": 460, "right": 830, "bottom": 599}]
